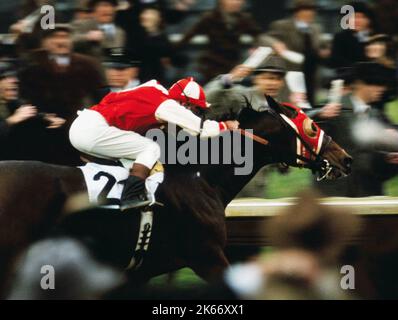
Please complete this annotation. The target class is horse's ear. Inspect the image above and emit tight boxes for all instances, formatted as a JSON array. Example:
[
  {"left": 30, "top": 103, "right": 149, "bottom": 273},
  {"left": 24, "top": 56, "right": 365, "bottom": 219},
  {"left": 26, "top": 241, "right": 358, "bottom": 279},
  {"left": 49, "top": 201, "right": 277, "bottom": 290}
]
[
  {"left": 236, "top": 95, "right": 253, "bottom": 119},
  {"left": 238, "top": 103, "right": 260, "bottom": 125},
  {"left": 242, "top": 95, "right": 254, "bottom": 110},
  {"left": 266, "top": 95, "right": 285, "bottom": 114}
]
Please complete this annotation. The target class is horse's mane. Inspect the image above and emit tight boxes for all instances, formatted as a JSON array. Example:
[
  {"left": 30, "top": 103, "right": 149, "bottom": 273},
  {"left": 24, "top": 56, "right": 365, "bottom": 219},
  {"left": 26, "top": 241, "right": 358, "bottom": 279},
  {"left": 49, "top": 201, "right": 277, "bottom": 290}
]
[
  {"left": 205, "top": 91, "right": 248, "bottom": 122},
  {"left": 205, "top": 91, "right": 297, "bottom": 124}
]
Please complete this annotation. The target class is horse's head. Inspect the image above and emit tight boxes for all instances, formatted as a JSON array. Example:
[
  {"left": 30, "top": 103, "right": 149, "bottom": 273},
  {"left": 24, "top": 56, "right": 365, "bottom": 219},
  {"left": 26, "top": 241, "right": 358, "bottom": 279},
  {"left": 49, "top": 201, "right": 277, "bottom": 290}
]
[{"left": 237, "top": 96, "right": 352, "bottom": 181}]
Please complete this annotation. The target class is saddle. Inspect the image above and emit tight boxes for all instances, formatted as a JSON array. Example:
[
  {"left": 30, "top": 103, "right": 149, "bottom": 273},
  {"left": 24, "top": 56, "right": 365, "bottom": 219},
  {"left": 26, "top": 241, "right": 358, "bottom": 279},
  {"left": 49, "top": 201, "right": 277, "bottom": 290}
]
[
  {"left": 80, "top": 153, "right": 164, "bottom": 176},
  {"left": 80, "top": 153, "right": 124, "bottom": 168}
]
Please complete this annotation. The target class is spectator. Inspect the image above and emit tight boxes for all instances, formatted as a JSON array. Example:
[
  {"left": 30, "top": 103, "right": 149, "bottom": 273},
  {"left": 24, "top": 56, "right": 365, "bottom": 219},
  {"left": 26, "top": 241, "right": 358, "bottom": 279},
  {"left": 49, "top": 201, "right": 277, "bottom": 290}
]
[
  {"left": 205, "top": 55, "right": 287, "bottom": 117},
  {"left": 0, "top": 61, "right": 65, "bottom": 160},
  {"left": 103, "top": 47, "right": 141, "bottom": 92},
  {"left": 365, "top": 34, "right": 396, "bottom": 69},
  {"left": 0, "top": 62, "right": 37, "bottom": 144},
  {"left": 364, "top": 34, "right": 397, "bottom": 111},
  {"left": 177, "top": 0, "right": 261, "bottom": 82},
  {"left": 18, "top": 24, "right": 106, "bottom": 165},
  {"left": 330, "top": 1, "right": 376, "bottom": 69},
  {"left": 205, "top": 56, "right": 291, "bottom": 198},
  {"left": 19, "top": 24, "right": 106, "bottom": 123},
  {"left": 72, "top": 0, "right": 126, "bottom": 59},
  {"left": 115, "top": 0, "right": 148, "bottom": 57},
  {"left": 7, "top": 238, "right": 124, "bottom": 300},
  {"left": 133, "top": 5, "right": 173, "bottom": 83},
  {"left": 116, "top": 0, "right": 198, "bottom": 44},
  {"left": 311, "top": 62, "right": 398, "bottom": 197},
  {"left": 260, "top": 0, "right": 323, "bottom": 105},
  {"left": 116, "top": 0, "right": 164, "bottom": 37},
  {"left": 10, "top": 3, "right": 48, "bottom": 57},
  {"left": 267, "top": 191, "right": 361, "bottom": 264},
  {"left": 263, "top": 191, "right": 361, "bottom": 299},
  {"left": 71, "top": 2, "right": 94, "bottom": 23}
]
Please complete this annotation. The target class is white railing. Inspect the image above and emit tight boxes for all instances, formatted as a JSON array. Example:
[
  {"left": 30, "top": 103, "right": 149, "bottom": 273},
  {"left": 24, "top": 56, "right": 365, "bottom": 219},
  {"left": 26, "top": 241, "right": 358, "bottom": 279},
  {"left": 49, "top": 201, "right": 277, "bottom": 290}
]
[{"left": 226, "top": 197, "right": 398, "bottom": 217}]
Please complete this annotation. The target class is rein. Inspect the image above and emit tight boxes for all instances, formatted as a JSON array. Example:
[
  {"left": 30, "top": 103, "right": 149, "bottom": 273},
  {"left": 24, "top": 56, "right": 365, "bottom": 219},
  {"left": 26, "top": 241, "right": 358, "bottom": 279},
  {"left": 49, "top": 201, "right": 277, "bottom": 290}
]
[{"left": 239, "top": 129, "right": 269, "bottom": 145}]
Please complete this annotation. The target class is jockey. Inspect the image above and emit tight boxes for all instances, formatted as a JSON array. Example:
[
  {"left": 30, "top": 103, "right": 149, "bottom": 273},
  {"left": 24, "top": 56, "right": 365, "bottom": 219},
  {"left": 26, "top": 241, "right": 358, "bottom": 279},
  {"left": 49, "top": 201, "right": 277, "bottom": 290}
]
[{"left": 69, "top": 78, "right": 239, "bottom": 210}]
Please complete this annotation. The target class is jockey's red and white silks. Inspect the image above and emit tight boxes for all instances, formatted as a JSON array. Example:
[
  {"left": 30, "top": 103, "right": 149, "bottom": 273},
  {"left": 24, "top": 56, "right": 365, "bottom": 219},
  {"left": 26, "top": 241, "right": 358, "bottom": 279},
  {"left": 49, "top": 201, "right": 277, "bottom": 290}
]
[
  {"left": 91, "top": 80, "right": 170, "bottom": 134},
  {"left": 70, "top": 80, "right": 226, "bottom": 169},
  {"left": 90, "top": 80, "right": 223, "bottom": 137},
  {"left": 280, "top": 103, "right": 324, "bottom": 165}
]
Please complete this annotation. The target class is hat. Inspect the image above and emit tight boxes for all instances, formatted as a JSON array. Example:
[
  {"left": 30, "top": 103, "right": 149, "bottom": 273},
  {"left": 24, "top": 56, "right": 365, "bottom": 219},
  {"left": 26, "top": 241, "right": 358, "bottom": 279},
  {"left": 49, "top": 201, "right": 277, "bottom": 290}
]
[
  {"left": 335, "top": 67, "right": 355, "bottom": 85},
  {"left": 88, "top": 0, "right": 118, "bottom": 9},
  {"left": 348, "top": 1, "right": 375, "bottom": 21},
  {"left": 289, "top": 0, "right": 319, "bottom": 12},
  {"left": 169, "top": 77, "right": 210, "bottom": 109},
  {"left": 40, "top": 23, "right": 72, "bottom": 39},
  {"left": 73, "top": 1, "right": 92, "bottom": 12},
  {"left": 255, "top": 55, "right": 287, "bottom": 75},
  {"left": 102, "top": 48, "right": 140, "bottom": 69},
  {"left": 365, "top": 34, "right": 391, "bottom": 45},
  {"left": 0, "top": 61, "right": 17, "bottom": 79},
  {"left": 353, "top": 62, "right": 392, "bottom": 86},
  {"left": 266, "top": 191, "right": 361, "bottom": 263}
]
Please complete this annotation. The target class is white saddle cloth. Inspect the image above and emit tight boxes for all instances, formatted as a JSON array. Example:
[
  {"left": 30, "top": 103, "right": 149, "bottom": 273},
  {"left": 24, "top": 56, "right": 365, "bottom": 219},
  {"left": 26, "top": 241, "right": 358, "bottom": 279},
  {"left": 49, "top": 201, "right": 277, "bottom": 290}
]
[
  {"left": 79, "top": 163, "right": 129, "bottom": 204},
  {"left": 79, "top": 163, "right": 164, "bottom": 206}
]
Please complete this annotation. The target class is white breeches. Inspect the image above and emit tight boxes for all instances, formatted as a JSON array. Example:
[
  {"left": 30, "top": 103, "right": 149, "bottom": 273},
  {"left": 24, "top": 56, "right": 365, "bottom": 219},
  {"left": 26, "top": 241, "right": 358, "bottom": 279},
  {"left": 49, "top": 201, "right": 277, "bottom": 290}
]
[{"left": 69, "top": 109, "right": 161, "bottom": 169}]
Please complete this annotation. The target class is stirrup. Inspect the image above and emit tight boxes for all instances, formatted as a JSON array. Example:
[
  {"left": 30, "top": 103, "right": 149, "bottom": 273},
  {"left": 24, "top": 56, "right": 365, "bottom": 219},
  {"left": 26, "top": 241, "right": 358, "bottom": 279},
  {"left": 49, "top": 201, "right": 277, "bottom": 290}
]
[
  {"left": 120, "top": 198, "right": 152, "bottom": 211},
  {"left": 147, "top": 192, "right": 164, "bottom": 208}
]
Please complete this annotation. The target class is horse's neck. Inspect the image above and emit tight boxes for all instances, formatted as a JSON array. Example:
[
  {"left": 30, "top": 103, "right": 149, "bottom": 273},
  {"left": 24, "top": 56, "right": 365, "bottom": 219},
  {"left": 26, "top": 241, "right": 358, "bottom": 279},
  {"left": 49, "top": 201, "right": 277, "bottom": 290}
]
[
  {"left": 161, "top": 156, "right": 269, "bottom": 210},
  {"left": 199, "top": 128, "right": 273, "bottom": 206},
  {"left": 202, "top": 157, "right": 270, "bottom": 207}
]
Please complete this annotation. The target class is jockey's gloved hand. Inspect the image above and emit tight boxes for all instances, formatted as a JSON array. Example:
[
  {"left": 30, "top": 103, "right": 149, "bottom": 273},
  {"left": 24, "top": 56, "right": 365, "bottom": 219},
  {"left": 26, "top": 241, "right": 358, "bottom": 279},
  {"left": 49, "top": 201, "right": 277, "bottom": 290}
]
[{"left": 224, "top": 120, "right": 240, "bottom": 131}]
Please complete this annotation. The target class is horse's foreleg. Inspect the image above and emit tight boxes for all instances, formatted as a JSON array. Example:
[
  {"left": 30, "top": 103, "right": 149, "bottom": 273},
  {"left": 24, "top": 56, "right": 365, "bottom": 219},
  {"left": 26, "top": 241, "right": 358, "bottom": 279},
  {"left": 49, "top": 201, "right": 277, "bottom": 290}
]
[{"left": 190, "top": 246, "right": 229, "bottom": 283}]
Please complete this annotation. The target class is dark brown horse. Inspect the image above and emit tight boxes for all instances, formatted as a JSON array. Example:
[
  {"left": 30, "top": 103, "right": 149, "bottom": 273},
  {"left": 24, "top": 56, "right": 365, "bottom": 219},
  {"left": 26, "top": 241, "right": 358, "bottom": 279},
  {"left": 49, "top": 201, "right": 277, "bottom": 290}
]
[{"left": 0, "top": 98, "right": 352, "bottom": 293}]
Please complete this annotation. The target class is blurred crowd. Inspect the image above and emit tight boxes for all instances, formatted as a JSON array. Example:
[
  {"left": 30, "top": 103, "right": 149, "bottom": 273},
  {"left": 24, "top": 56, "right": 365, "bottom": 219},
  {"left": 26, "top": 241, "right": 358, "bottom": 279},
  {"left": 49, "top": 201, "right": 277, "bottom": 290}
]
[{"left": 0, "top": 0, "right": 397, "bottom": 197}]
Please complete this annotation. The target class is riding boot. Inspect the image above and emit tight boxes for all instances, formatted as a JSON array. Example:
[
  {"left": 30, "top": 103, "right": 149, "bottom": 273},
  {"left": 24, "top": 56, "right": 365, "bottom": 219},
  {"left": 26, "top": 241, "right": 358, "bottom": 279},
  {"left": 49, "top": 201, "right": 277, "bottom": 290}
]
[{"left": 120, "top": 163, "right": 151, "bottom": 211}]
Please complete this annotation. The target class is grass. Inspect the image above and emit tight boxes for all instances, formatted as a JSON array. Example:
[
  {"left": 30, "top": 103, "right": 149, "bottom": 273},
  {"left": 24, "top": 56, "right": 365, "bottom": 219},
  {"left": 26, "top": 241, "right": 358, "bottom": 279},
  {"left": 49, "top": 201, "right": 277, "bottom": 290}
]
[
  {"left": 149, "top": 248, "right": 274, "bottom": 288},
  {"left": 383, "top": 100, "right": 398, "bottom": 196},
  {"left": 149, "top": 268, "right": 207, "bottom": 289},
  {"left": 150, "top": 100, "right": 398, "bottom": 287},
  {"left": 265, "top": 168, "right": 312, "bottom": 199}
]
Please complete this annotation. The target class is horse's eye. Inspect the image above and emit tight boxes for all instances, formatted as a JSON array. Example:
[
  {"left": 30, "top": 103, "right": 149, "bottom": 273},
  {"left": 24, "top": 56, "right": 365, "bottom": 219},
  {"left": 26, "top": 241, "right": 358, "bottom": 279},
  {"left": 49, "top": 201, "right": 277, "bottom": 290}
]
[{"left": 303, "top": 119, "right": 318, "bottom": 138}]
